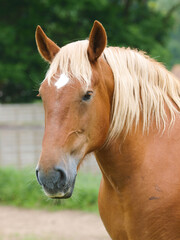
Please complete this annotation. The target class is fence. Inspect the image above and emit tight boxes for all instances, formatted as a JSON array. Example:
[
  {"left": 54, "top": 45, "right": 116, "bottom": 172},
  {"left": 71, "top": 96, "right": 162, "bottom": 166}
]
[{"left": 0, "top": 104, "right": 99, "bottom": 173}]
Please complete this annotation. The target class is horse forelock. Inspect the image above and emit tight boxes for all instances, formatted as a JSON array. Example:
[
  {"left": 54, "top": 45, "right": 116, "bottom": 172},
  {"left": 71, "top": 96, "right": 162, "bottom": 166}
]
[{"left": 45, "top": 40, "right": 92, "bottom": 87}]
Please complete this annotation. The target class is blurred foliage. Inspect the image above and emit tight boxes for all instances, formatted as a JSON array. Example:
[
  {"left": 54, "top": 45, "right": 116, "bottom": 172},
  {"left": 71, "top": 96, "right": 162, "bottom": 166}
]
[
  {"left": 0, "top": 0, "right": 178, "bottom": 103},
  {"left": 0, "top": 167, "right": 101, "bottom": 212},
  {"left": 160, "top": 0, "right": 180, "bottom": 67}
]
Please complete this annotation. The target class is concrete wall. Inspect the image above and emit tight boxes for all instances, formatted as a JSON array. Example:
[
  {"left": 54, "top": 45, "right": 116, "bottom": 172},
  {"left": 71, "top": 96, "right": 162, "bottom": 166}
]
[{"left": 0, "top": 103, "right": 44, "bottom": 126}]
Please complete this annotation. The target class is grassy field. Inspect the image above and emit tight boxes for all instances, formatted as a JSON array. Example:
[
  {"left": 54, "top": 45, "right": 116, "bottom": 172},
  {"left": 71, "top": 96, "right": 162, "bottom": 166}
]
[
  {"left": 0, "top": 236, "right": 45, "bottom": 240},
  {"left": 0, "top": 167, "right": 101, "bottom": 212},
  {"left": 0, "top": 235, "right": 68, "bottom": 240},
  {"left": 0, "top": 235, "right": 67, "bottom": 240}
]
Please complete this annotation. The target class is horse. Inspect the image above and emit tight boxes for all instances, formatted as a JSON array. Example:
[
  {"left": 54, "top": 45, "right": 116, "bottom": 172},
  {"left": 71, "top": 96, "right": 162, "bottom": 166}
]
[{"left": 35, "top": 21, "right": 180, "bottom": 240}]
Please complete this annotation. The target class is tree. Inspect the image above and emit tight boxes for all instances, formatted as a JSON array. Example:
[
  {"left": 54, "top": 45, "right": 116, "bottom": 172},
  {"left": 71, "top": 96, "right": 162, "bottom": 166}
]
[
  {"left": 155, "top": 0, "right": 180, "bottom": 66},
  {"left": 0, "top": 0, "right": 177, "bottom": 103}
]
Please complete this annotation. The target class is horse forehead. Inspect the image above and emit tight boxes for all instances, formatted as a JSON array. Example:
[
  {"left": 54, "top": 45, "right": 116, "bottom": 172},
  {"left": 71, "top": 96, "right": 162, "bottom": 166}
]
[
  {"left": 40, "top": 73, "right": 87, "bottom": 97},
  {"left": 40, "top": 74, "right": 71, "bottom": 93},
  {"left": 55, "top": 73, "right": 70, "bottom": 89}
]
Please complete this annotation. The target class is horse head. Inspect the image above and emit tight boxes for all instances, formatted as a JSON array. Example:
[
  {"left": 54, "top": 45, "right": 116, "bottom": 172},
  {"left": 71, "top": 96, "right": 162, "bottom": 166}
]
[{"left": 35, "top": 21, "right": 114, "bottom": 198}]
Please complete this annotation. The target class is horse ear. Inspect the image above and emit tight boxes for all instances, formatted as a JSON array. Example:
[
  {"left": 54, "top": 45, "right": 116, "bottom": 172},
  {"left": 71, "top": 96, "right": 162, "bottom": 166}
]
[
  {"left": 88, "top": 21, "right": 107, "bottom": 62},
  {"left": 35, "top": 25, "right": 60, "bottom": 63}
]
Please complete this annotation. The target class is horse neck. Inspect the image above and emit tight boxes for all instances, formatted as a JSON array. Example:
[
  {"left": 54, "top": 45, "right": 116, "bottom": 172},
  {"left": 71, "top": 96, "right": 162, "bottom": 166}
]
[
  {"left": 95, "top": 126, "right": 145, "bottom": 191},
  {"left": 95, "top": 117, "right": 165, "bottom": 192},
  {"left": 95, "top": 111, "right": 180, "bottom": 193}
]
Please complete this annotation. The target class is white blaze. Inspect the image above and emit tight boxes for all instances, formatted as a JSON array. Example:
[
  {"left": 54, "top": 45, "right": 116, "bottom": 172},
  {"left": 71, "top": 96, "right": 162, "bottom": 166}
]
[{"left": 55, "top": 73, "right": 69, "bottom": 89}]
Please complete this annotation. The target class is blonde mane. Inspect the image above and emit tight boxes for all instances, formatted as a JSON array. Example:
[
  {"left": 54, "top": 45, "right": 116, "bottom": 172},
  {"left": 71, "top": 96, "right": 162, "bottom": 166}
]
[
  {"left": 46, "top": 40, "right": 180, "bottom": 142},
  {"left": 104, "top": 47, "right": 180, "bottom": 141}
]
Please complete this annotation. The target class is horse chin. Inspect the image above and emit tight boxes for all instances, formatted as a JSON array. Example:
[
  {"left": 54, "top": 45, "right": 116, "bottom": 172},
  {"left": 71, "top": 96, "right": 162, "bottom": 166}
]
[
  {"left": 51, "top": 191, "right": 73, "bottom": 199},
  {"left": 44, "top": 188, "right": 74, "bottom": 199}
]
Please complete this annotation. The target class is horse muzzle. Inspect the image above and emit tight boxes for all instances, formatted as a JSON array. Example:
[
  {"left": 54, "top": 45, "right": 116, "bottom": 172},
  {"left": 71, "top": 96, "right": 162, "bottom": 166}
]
[{"left": 36, "top": 165, "right": 77, "bottom": 199}]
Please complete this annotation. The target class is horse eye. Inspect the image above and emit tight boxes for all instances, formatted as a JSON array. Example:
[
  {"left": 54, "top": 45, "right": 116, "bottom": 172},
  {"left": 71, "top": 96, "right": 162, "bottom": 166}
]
[{"left": 82, "top": 91, "right": 93, "bottom": 101}]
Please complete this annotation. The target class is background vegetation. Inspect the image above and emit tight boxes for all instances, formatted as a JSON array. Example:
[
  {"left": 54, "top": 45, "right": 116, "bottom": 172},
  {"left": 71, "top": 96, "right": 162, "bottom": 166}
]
[
  {"left": 0, "top": 0, "right": 179, "bottom": 103},
  {"left": 0, "top": 168, "right": 101, "bottom": 212}
]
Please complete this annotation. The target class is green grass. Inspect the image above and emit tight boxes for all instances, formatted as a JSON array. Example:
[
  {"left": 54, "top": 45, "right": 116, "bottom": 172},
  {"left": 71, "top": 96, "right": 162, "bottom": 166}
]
[
  {"left": 0, "top": 167, "right": 101, "bottom": 212},
  {"left": 0, "top": 235, "right": 63, "bottom": 240},
  {"left": 2, "top": 235, "right": 63, "bottom": 240}
]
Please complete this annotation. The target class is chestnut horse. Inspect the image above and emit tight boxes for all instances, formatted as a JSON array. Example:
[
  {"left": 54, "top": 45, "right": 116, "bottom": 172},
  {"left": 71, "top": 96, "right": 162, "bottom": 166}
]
[{"left": 35, "top": 21, "right": 180, "bottom": 240}]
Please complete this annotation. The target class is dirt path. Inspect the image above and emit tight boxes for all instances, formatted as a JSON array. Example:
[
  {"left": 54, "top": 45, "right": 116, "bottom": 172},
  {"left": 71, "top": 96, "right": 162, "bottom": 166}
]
[{"left": 0, "top": 206, "right": 111, "bottom": 240}]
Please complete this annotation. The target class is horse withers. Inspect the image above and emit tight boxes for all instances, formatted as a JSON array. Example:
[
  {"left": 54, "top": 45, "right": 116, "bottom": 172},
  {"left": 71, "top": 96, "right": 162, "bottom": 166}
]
[{"left": 35, "top": 21, "right": 180, "bottom": 240}]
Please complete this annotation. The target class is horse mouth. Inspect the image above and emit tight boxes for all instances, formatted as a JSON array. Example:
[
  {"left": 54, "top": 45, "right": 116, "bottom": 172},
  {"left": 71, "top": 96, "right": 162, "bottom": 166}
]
[
  {"left": 44, "top": 189, "right": 73, "bottom": 199},
  {"left": 51, "top": 191, "right": 73, "bottom": 199},
  {"left": 43, "top": 182, "right": 75, "bottom": 199}
]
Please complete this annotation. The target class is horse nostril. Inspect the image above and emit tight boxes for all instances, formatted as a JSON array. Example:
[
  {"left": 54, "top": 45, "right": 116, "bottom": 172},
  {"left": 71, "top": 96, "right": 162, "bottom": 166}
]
[
  {"left": 54, "top": 167, "right": 67, "bottom": 186},
  {"left": 36, "top": 168, "right": 42, "bottom": 186}
]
